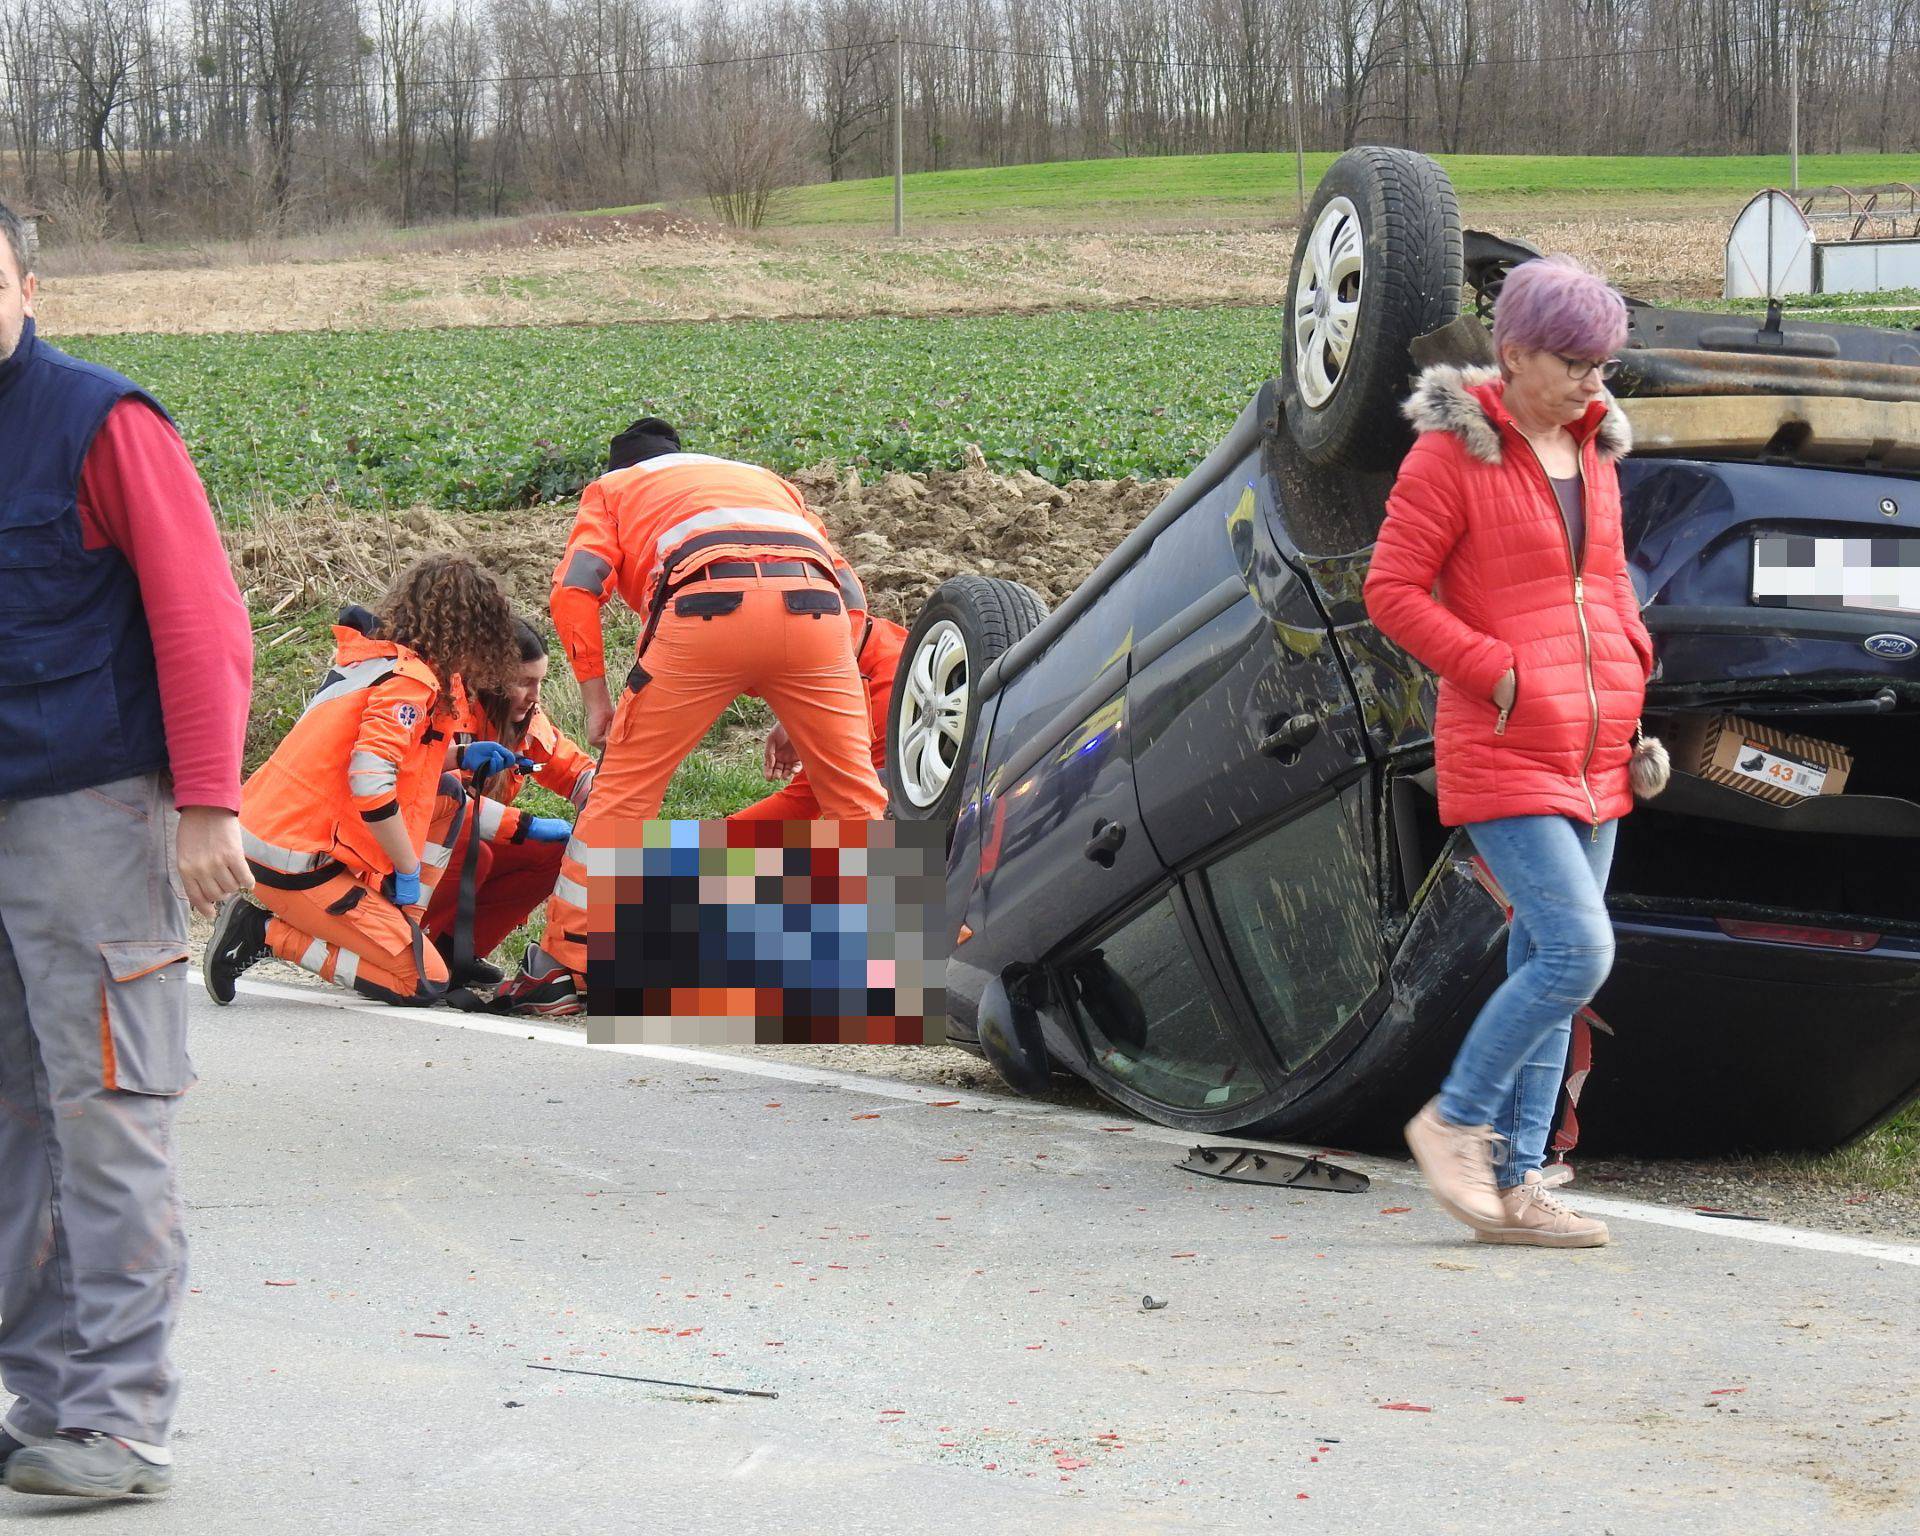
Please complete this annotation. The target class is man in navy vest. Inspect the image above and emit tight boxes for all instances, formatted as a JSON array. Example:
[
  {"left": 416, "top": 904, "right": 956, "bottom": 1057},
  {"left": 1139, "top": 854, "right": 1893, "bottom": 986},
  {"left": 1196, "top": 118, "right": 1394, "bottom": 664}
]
[{"left": 0, "top": 201, "right": 253, "bottom": 1499}]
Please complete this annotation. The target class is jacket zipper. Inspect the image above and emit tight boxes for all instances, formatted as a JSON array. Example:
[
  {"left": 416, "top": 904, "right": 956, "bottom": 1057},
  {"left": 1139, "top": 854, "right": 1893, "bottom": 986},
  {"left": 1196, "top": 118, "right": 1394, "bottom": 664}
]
[{"left": 1517, "top": 432, "right": 1603, "bottom": 841}]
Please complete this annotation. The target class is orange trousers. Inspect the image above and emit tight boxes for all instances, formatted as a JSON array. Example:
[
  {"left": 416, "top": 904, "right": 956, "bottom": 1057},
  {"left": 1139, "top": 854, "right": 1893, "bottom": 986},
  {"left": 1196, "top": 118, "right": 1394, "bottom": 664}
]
[
  {"left": 249, "top": 775, "right": 479, "bottom": 1004},
  {"left": 540, "top": 569, "right": 885, "bottom": 979}
]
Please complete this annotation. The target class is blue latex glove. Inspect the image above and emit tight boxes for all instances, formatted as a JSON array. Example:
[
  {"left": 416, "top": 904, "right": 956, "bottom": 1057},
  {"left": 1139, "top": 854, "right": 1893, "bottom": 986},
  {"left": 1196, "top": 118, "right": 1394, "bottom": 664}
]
[
  {"left": 463, "top": 741, "right": 537, "bottom": 779},
  {"left": 525, "top": 817, "right": 573, "bottom": 844},
  {"left": 388, "top": 867, "right": 422, "bottom": 908}
]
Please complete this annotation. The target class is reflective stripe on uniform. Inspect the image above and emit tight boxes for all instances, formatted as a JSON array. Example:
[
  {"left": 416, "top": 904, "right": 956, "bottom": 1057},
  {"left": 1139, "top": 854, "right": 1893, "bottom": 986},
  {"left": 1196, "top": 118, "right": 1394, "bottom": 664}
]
[
  {"left": 304, "top": 656, "right": 400, "bottom": 715},
  {"left": 560, "top": 550, "right": 614, "bottom": 594},
  {"left": 242, "top": 828, "right": 327, "bottom": 875},
  {"left": 300, "top": 938, "right": 329, "bottom": 972},
  {"left": 568, "top": 769, "right": 595, "bottom": 810},
  {"left": 334, "top": 951, "right": 360, "bottom": 988},
  {"left": 652, "top": 507, "right": 829, "bottom": 566},
  {"left": 349, "top": 750, "right": 398, "bottom": 798},
  {"left": 552, "top": 873, "right": 589, "bottom": 910},
  {"left": 472, "top": 799, "right": 510, "bottom": 841},
  {"left": 618, "top": 451, "right": 736, "bottom": 475},
  {"left": 422, "top": 842, "right": 453, "bottom": 871}
]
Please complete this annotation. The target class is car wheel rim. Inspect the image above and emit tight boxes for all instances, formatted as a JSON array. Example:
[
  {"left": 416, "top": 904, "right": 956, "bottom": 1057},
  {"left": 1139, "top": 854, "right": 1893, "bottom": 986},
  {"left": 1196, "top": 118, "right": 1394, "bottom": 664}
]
[
  {"left": 1292, "top": 195, "right": 1364, "bottom": 409},
  {"left": 897, "top": 620, "right": 970, "bottom": 810}
]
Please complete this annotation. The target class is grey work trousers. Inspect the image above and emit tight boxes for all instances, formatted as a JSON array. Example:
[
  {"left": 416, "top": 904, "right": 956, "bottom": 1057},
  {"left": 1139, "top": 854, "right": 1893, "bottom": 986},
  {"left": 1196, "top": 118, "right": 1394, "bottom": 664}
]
[{"left": 0, "top": 772, "right": 193, "bottom": 1447}]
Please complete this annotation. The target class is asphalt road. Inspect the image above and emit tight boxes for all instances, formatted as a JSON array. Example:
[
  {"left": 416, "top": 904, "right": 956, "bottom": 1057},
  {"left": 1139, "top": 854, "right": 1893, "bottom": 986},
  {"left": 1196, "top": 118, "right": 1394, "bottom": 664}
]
[{"left": 5, "top": 974, "right": 1916, "bottom": 1533}]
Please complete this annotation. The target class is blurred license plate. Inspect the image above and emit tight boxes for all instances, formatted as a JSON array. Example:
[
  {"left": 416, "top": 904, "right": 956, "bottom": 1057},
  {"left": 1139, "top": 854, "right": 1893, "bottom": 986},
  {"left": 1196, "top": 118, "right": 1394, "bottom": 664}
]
[{"left": 1752, "top": 536, "right": 1920, "bottom": 615}]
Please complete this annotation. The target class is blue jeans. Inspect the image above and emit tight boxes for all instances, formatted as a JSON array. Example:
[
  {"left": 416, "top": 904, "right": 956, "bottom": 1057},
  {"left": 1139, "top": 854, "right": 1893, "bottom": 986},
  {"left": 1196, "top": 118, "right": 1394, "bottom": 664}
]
[{"left": 1438, "top": 815, "right": 1619, "bottom": 1189}]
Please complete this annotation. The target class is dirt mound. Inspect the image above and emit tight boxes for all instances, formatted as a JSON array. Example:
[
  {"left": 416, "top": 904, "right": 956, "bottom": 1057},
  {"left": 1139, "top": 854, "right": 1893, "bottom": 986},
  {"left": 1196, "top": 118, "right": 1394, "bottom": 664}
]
[
  {"left": 794, "top": 451, "right": 1174, "bottom": 624},
  {"left": 225, "top": 457, "right": 1178, "bottom": 627},
  {"left": 439, "top": 209, "right": 718, "bottom": 255}
]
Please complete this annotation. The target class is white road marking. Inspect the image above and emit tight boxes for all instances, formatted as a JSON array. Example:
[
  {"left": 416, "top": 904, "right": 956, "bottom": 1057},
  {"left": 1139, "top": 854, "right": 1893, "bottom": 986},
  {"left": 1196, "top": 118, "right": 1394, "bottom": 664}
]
[{"left": 200, "top": 970, "right": 1920, "bottom": 1269}]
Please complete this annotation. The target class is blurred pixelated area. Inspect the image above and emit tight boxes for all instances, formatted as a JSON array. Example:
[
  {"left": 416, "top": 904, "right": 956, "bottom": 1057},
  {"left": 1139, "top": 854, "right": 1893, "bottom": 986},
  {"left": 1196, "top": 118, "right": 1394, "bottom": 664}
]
[{"left": 584, "top": 820, "right": 948, "bottom": 1045}]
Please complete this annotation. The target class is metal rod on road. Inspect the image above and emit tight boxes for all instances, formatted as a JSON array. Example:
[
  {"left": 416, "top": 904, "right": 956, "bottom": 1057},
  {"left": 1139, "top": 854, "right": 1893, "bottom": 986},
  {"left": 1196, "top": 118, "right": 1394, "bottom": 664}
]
[
  {"left": 527, "top": 1364, "right": 779, "bottom": 1399},
  {"left": 894, "top": 35, "right": 905, "bottom": 236}
]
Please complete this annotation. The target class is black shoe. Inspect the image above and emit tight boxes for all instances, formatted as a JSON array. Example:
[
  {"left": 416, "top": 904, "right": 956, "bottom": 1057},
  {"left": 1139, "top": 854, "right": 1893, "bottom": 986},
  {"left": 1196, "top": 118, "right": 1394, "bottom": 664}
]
[
  {"left": 4, "top": 1430, "right": 173, "bottom": 1498},
  {"left": 432, "top": 937, "right": 504, "bottom": 989},
  {"left": 490, "top": 967, "right": 584, "bottom": 1017},
  {"left": 203, "top": 894, "right": 271, "bottom": 1006}
]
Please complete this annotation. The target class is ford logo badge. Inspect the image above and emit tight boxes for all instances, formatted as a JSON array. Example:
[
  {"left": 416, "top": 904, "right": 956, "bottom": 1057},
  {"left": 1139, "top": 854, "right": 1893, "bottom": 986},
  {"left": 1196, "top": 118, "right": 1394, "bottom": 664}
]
[{"left": 1865, "top": 633, "right": 1919, "bottom": 659}]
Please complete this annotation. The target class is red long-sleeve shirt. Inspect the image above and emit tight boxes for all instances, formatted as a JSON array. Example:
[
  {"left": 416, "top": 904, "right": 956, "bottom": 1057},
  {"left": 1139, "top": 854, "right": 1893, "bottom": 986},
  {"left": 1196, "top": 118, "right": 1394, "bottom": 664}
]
[{"left": 75, "top": 398, "right": 252, "bottom": 811}]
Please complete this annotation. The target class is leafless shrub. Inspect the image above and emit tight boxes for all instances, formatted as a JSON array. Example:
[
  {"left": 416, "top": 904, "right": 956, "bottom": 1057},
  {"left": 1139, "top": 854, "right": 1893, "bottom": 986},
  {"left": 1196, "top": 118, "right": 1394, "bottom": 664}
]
[{"left": 694, "top": 78, "right": 806, "bottom": 231}]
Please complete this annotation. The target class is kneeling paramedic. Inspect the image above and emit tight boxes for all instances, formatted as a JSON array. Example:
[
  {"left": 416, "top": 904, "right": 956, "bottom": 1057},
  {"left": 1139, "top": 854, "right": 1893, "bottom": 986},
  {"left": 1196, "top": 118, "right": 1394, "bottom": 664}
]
[
  {"left": 493, "top": 417, "right": 887, "bottom": 1015},
  {"left": 203, "top": 558, "right": 573, "bottom": 1007},
  {"left": 424, "top": 617, "right": 596, "bottom": 981}
]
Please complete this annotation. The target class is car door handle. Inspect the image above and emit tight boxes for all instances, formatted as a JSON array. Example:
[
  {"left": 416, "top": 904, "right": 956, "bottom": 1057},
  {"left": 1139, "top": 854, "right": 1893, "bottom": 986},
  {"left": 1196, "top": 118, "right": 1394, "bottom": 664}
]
[
  {"left": 1085, "top": 818, "right": 1128, "bottom": 866},
  {"left": 1257, "top": 712, "right": 1321, "bottom": 759}
]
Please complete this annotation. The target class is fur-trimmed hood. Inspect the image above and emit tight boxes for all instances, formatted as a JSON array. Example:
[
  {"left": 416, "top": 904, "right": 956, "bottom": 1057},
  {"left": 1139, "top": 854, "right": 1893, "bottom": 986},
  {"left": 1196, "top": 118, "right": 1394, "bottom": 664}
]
[{"left": 1402, "top": 363, "right": 1632, "bottom": 465}]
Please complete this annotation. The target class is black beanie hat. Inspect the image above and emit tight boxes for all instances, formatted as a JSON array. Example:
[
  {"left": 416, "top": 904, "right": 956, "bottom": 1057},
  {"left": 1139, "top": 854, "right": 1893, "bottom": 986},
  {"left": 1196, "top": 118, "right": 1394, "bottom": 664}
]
[{"left": 607, "top": 416, "right": 682, "bottom": 472}]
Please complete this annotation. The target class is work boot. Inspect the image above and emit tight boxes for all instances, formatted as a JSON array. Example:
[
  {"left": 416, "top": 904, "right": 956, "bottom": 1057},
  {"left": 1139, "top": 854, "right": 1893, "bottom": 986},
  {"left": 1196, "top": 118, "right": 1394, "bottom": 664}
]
[
  {"left": 1404, "top": 1097, "right": 1506, "bottom": 1229},
  {"left": 1474, "top": 1170, "right": 1610, "bottom": 1247},
  {"left": 4, "top": 1431, "right": 174, "bottom": 1498},
  {"left": 203, "top": 894, "right": 272, "bottom": 1005},
  {"left": 491, "top": 966, "right": 584, "bottom": 1017}
]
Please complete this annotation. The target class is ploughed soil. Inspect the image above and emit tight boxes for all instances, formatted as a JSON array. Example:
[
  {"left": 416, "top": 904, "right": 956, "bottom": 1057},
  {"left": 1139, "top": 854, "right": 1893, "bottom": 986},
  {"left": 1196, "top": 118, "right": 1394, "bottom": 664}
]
[
  {"left": 37, "top": 210, "right": 1728, "bottom": 336},
  {"left": 223, "top": 456, "right": 1178, "bottom": 627}
]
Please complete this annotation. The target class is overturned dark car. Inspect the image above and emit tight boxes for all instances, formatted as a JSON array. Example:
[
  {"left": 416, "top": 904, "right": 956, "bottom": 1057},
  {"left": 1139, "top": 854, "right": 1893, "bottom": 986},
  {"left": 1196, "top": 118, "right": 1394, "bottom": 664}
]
[{"left": 887, "top": 148, "right": 1920, "bottom": 1156}]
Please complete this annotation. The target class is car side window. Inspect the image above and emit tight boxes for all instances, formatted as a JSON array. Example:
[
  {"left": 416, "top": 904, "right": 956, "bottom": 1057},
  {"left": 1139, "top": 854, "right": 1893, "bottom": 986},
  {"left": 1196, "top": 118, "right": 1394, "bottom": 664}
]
[
  {"left": 1201, "top": 786, "right": 1382, "bottom": 1071},
  {"left": 1060, "top": 895, "right": 1266, "bottom": 1113}
]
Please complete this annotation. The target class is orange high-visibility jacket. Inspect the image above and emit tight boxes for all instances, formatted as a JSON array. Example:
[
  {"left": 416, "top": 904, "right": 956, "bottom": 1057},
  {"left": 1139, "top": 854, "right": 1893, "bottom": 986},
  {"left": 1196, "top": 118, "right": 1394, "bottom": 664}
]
[
  {"left": 242, "top": 628, "right": 466, "bottom": 881},
  {"left": 551, "top": 452, "right": 866, "bottom": 683},
  {"left": 855, "top": 614, "right": 907, "bottom": 775}
]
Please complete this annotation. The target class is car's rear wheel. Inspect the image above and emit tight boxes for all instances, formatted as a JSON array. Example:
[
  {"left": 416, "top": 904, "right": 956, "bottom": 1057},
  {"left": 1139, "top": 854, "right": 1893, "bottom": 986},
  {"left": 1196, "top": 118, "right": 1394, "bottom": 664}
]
[
  {"left": 888, "top": 575, "right": 1048, "bottom": 822},
  {"left": 1282, "top": 146, "right": 1463, "bottom": 470}
]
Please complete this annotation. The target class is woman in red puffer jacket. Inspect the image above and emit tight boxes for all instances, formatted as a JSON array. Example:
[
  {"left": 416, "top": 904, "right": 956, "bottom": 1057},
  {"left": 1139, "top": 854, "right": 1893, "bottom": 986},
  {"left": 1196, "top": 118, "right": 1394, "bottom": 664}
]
[{"left": 1364, "top": 255, "right": 1656, "bottom": 1249}]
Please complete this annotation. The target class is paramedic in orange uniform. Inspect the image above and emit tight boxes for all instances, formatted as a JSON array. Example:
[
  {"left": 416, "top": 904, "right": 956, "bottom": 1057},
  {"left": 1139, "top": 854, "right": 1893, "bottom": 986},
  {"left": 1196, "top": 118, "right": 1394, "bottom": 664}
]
[
  {"left": 492, "top": 417, "right": 886, "bottom": 1016},
  {"left": 203, "top": 558, "right": 572, "bottom": 1006},
  {"left": 730, "top": 611, "right": 907, "bottom": 822},
  {"left": 424, "top": 618, "right": 596, "bottom": 977}
]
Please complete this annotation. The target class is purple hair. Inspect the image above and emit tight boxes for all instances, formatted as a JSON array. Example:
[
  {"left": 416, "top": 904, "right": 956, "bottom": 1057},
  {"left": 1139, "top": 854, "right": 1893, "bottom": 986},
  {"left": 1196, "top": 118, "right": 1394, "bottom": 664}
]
[{"left": 1491, "top": 254, "right": 1628, "bottom": 367}]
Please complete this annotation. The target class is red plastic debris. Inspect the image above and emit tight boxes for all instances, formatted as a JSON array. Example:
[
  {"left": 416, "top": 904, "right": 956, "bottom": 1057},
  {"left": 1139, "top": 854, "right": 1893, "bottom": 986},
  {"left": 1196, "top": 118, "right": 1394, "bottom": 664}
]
[
  {"left": 939, "top": 1156, "right": 969, "bottom": 1163},
  {"left": 928, "top": 1100, "right": 960, "bottom": 1107},
  {"left": 413, "top": 1333, "right": 450, "bottom": 1339},
  {"left": 852, "top": 1113, "right": 881, "bottom": 1121},
  {"left": 1170, "top": 1252, "right": 1197, "bottom": 1259},
  {"left": 1710, "top": 1388, "right": 1747, "bottom": 1396},
  {"left": 1379, "top": 1206, "right": 1413, "bottom": 1215},
  {"left": 1502, "top": 1396, "right": 1527, "bottom": 1404},
  {"left": 1379, "top": 1402, "right": 1433, "bottom": 1412},
  {"left": 264, "top": 1280, "right": 296, "bottom": 1287}
]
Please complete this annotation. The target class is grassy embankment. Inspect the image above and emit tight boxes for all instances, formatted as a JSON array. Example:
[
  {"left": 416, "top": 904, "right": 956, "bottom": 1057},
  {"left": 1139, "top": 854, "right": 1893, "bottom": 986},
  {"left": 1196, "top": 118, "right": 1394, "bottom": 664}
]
[{"left": 606, "top": 150, "right": 1920, "bottom": 229}]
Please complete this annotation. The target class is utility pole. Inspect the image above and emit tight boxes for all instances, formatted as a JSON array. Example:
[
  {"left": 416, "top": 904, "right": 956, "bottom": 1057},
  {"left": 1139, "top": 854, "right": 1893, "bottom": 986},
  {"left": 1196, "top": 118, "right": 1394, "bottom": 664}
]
[
  {"left": 893, "top": 35, "right": 905, "bottom": 236},
  {"left": 1788, "top": 20, "right": 1801, "bottom": 192},
  {"left": 1290, "top": 53, "right": 1308, "bottom": 219}
]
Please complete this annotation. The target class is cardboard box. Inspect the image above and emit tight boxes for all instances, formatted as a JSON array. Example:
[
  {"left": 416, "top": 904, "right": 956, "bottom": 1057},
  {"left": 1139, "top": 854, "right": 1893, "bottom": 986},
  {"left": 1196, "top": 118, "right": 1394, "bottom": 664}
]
[{"left": 1667, "top": 713, "right": 1852, "bottom": 805}]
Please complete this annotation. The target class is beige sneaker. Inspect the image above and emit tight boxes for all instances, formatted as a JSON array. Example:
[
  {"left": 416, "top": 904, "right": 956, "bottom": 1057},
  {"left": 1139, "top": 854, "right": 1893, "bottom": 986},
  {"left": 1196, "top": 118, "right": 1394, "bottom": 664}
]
[
  {"left": 1474, "top": 1170, "right": 1610, "bottom": 1247},
  {"left": 1404, "top": 1098, "right": 1506, "bottom": 1229}
]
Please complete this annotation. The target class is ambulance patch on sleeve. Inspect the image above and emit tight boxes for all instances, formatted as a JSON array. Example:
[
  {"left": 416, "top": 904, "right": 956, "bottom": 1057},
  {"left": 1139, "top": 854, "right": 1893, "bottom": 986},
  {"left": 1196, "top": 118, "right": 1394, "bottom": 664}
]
[{"left": 395, "top": 703, "right": 419, "bottom": 728}]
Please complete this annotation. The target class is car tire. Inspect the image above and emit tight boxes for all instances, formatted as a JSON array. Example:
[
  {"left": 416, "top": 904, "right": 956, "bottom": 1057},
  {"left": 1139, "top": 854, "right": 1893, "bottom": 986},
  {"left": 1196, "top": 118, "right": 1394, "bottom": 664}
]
[
  {"left": 887, "top": 575, "right": 1048, "bottom": 823},
  {"left": 1282, "top": 146, "right": 1463, "bottom": 471}
]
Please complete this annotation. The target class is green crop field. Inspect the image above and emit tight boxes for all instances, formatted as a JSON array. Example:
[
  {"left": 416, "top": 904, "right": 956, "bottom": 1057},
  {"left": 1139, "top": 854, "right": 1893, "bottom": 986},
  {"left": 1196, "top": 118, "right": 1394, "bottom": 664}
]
[
  {"left": 64, "top": 307, "right": 1282, "bottom": 512},
  {"left": 737, "top": 152, "right": 1920, "bottom": 228},
  {"left": 66, "top": 288, "right": 1920, "bottom": 515}
]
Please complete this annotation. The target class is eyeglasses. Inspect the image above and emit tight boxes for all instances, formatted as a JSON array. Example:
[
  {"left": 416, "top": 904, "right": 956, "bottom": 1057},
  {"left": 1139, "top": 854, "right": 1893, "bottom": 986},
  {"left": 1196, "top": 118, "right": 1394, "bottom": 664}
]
[{"left": 1554, "top": 352, "right": 1622, "bottom": 383}]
